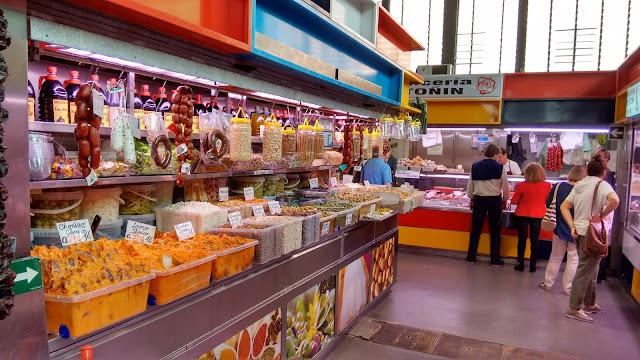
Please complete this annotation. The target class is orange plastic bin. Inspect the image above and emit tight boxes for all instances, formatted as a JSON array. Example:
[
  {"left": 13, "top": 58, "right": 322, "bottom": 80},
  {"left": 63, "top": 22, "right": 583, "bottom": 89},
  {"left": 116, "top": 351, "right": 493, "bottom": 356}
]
[{"left": 148, "top": 254, "right": 216, "bottom": 305}]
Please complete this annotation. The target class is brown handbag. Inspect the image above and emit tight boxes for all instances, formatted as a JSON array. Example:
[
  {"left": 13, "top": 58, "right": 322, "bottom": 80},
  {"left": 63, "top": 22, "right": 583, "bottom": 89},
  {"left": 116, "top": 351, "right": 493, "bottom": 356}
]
[{"left": 583, "top": 181, "right": 608, "bottom": 257}]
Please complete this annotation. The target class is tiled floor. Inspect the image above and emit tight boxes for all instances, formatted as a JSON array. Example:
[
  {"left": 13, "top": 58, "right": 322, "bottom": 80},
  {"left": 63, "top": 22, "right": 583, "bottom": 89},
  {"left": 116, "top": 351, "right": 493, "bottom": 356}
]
[{"left": 329, "top": 253, "right": 640, "bottom": 359}]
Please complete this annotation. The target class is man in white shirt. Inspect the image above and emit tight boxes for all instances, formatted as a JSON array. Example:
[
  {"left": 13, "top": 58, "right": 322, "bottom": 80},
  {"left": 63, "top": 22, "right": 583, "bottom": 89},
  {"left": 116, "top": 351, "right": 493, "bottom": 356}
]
[
  {"left": 499, "top": 148, "right": 522, "bottom": 175},
  {"left": 560, "top": 157, "right": 619, "bottom": 322}
]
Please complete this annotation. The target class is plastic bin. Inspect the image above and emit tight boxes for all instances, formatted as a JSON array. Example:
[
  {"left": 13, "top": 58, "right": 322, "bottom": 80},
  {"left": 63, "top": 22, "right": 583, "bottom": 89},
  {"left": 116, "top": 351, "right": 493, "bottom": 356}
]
[
  {"left": 319, "top": 214, "right": 336, "bottom": 237},
  {"left": 156, "top": 207, "right": 229, "bottom": 234},
  {"left": 218, "top": 203, "right": 254, "bottom": 219},
  {"left": 154, "top": 182, "right": 175, "bottom": 210},
  {"left": 44, "top": 274, "right": 154, "bottom": 338},
  {"left": 120, "top": 184, "right": 157, "bottom": 215},
  {"left": 30, "top": 191, "right": 83, "bottom": 229},
  {"left": 148, "top": 255, "right": 216, "bottom": 305},
  {"left": 245, "top": 216, "right": 303, "bottom": 255},
  {"left": 81, "top": 187, "right": 122, "bottom": 222},
  {"left": 95, "top": 219, "right": 124, "bottom": 240},
  {"left": 210, "top": 240, "right": 259, "bottom": 280},
  {"left": 355, "top": 198, "right": 382, "bottom": 219},
  {"left": 32, "top": 228, "right": 62, "bottom": 247},
  {"left": 120, "top": 214, "right": 156, "bottom": 238},
  {"left": 413, "top": 191, "right": 426, "bottom": 208},
  {"left": 300, "top": 213, "right": 321, "bottom": 245},
  {"left": 331, "top": 207, "right": 360, "bottom": 231},
  {"left": 209, "top": 225, "right": 283, "bottom": 264}
]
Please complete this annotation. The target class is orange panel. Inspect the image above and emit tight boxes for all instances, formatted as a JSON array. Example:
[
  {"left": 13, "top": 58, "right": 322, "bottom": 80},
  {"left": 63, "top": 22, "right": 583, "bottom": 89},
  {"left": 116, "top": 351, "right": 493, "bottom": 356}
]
[
  {"left": 427, "top": 100, "right": 501, "bottom": 125},
  {"left": 618, "top": 47, "right": 640, "bottom": 92},
  {"left": 377, "top": 5, "right": 425, "bottom": 52},
  {"left": 67, "top": 0, "right": 251, "bottom": 54},
  {"left": 503, "top": 72, "right": 617, "bottom": 99},
  {"left": 615, "top": 91, "right": 628, "bottom": 123}
]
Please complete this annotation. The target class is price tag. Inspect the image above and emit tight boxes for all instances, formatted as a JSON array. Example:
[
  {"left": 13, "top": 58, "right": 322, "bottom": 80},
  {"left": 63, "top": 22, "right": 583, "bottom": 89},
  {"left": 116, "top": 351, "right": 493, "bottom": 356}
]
[
  {"left": 57, "top": 219, "right": 93, "bottom": 247},
  {"left": 127, "top": 115, "right": 141, "bottom": 139},
  {"left": 180, "top": 163, "right": 191, "bottom": 175},
  {"left": 228, "top": 211, "right": 243, "bottom": 228},
  {"left": 254, "top": 169, "right": 274, "bottom": 175},
  {"left": 124, "top": 221, "right": 156, "bottom": 244},
  {"left": 345, "top": 214, "right": 353, "bottom": 226},
  {"left": 370, "top": 204, "right": 376, "bottom": 214},
  {"left": 176, "top": 143, "right": 188, "bottom": 156},
  {"left": 453, "top": 191, "right": 463, "bottom": 196},
  {"left": 395, "top": 169, "right": 421, "bottom": 179},
  {"left": 321, "top": 221, "right": 330, "bottom": 236},
  {"left": 268, "top": 201, "right": 281, "bottom": 214},
  {"left": 364, "top": 181, "right": 371, "bottom": 187},
  {"left": 244, "top": 187, "right": 254, "bottom": 201},
  {"left": 330, "top": 177, "right": 338, "bottom": 187},
  {"left": 85, "top": 169, "right": 98, "bottom": 186},
  {"left": 174, "top": 222, "right": 195, "bottom": 241},
  {"left": 309, "top": 177, "right": 319, "bottom": 189},
  {"left": 91, "top": 89, "right": 104, "bottom": 119},
  {"left": 253, "top": 205, "right": 265, "bottom": 218},
  {"left": 219, "top": 187, "right": 229, "bottom": 202},
  {"left": 354, "top": 166, "right": 362, "bottom": 172}
]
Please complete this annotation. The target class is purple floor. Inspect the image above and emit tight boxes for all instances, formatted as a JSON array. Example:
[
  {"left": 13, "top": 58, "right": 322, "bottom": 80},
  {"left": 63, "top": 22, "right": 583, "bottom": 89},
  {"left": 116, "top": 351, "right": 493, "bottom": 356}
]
[{"left": 330, "top": 253, "right": 640, "bottom": 359}]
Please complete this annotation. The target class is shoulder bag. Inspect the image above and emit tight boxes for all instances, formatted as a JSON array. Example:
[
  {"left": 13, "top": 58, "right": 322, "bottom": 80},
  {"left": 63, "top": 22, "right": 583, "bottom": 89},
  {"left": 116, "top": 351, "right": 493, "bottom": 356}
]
[
  {"left": 583, "top": 181, "right": 608, "bottom": 257},
  {"left": 541, "top": 184, "right": 560, "bottom": 232},
  {"left": 501, "top": 204, "right": 518, "bottom": 230}
]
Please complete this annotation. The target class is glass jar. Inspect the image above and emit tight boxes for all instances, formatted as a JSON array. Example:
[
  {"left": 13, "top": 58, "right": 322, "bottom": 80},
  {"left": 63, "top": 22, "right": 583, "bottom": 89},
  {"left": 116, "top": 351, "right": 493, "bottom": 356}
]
[
  {"left": 362, "top": 128, "right": 372, "bottom": 159},
  {"left": 282, "top": 125, "right": 296, "bottom": 156},
  {"left": 314, "top": 120, "right": 325, "bottom": 159},
  {"left": 394, "top": 117, "right": 406, "bottom": 139},
  {"left": 263, "top": 116, "right": 283, "bottom": 162},
  {"left": 229, "top": 108, "right": 252, "bottom": 162},
  {"left": 297, "top": 119, "right": 314, "bottom": 161},
  {"left": 380, "top": 115, "right": 393, "bottom": 139},
  {"left": 409, "top": 120, "right": 421, "bottom": 141},
  {"left": 372, "top": 127, "right": 381, "bottom": 150},
  {"left": 352, "top": 129, "right": 361, "bottom": 161}
]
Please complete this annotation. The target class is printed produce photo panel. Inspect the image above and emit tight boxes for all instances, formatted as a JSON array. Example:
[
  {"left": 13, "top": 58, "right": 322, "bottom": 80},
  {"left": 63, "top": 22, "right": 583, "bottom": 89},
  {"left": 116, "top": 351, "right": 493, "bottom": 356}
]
[
  {"left": 286, "top": 274, "right": 336, "bottom": 360},
  {"left": 336, "top": 255, "right": 370, "bottom": 333},
  {"left": 197, "top": 308, "right": 282, "bottom": 360},
  {"left": 370, "top": 238, "right": 395, "bottom": 302}
]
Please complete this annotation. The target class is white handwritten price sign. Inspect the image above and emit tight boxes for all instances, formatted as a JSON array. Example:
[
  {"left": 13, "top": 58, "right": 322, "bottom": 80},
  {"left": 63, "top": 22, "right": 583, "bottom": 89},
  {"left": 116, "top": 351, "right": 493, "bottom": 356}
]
[
  {"left": 176, "top": 143, "right": 188, "bottom": 156},
  {"left": 345, "top": 214, "right": 353, "bottom": 226},
  {"left": 309, "top": 177, "right": 319, "bottom": 189},
  {"left": 85, "top": 169, "right": 98, "bottom": 186},
  {"left": 219, "top": 187, "right": 229, "bottom": 202},
  {"left": 370, "top": 204, "right": 376, "bottom": 214},
  {"left": 244, "top": 187, "right": 254, "bottom": 201},
  {"left": 330, "top": 177, "right": 338, "bottom": 187},
  {"left": 321, "top": 221, "right": 330, "bottom": 236},
  {"left": 268, "top": 201, "right": 281, "bottom": 214},
  {"left": 174, "top": 221, "right": 195, "bottom": 241},
  {"left": 253, "top": 205, "right": 266, "bottom": 218},
  {"left": 395, "top": 169, "right": 420, "bottom": 179},
  {"left": 228, "top": 212, "right": 243, "bottom": 228},
  {"left": 124, "top": 221, "right": 156, "bottom": 244},
  {"left": 57, "top": 219, "right": 94, "bottom": 246}
]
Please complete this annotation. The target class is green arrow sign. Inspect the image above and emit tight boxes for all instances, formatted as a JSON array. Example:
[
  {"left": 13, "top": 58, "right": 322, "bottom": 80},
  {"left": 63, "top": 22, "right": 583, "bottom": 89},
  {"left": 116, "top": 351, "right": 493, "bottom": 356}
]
[{"left": 10, "top": 257, "right": 43, "bottom": 296}]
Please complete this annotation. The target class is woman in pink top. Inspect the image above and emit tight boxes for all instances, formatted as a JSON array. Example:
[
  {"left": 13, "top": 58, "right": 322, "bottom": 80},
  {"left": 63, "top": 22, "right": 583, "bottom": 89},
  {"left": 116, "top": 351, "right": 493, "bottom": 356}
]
[{"left": 510, "top": 163, "right": 552, "bottom": 273}]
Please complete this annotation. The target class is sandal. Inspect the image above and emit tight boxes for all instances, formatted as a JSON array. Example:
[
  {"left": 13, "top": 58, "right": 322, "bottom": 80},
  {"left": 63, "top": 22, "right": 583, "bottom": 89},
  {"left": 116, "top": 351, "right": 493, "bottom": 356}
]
[{"left": 538, "top": 283, "right": 551, "bottom": 291}]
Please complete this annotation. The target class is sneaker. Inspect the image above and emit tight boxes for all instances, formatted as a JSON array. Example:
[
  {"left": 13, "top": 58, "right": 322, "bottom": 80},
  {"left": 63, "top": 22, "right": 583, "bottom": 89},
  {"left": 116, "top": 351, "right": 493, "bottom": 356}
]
[
  {"left": 583, "top": 304, "right": 604, "bottom": 314},
  {"left": 466, "top": 258, "right": 475, "bottom": 264},
  {"left": 538, "top": 283, "right": 551, "bottom": 291},
  {"left": 491, "top": 259, "right": 504, "bottom": 267},
  {"left": 514, "top": 263, "right": 525, "bottom": 272},
  {"left": 566, "top": 309, "right": 593, "bottom": 322}
]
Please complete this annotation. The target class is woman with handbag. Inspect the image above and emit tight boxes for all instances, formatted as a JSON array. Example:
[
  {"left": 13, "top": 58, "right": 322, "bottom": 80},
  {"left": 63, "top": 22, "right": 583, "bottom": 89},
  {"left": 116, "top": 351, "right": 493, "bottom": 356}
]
[
  {"left": 539, "top": 165, "right": 587, "bottom": 294},
  {"left": 510, "top": 163, "right": 551, "bottom": 272},
  {"left": 560, "top": 157, "right": 619, "bottom": 322}
]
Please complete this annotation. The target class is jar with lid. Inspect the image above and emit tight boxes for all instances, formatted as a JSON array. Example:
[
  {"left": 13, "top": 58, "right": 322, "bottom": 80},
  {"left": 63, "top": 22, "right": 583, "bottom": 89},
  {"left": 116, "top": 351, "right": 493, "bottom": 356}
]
[
  {"left": 297, "top": 119, "right": 314, "bottom": 161},
  {"left": 313, "top": 120, "right": 325, "bottom": 159},
  {"left": 229, "top": 108, "right": 252, "bottom": 162},
  {"left": 351, "top": 129, "right": 361, "bottom": 161},
  {"left": 282, "top": 124, "right": 296, "bottom": 156},
  {"left": 251, "top": 106, "right": 266, "bottom": 137},
  {"left": 362, "top": 128, "right": 372, "bottom": 159},
  {"left": 394, "top": 117, "right": 406, "bottom": 139},
  {"left": 263, "top": 115, "right": 283, "bottom": 162},
  {"left": 372, "top": 127, "right": 381, "bottom": 150},
  {"left": 409, "top": 120, "right": 422, "bottom": 141},
  {"left": 380, "top": 115, "right": 393, "bottom": 139}
]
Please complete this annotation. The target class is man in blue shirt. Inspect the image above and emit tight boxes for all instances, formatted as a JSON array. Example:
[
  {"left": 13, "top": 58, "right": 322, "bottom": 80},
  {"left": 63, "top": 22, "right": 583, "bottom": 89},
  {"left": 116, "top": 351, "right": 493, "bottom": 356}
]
[{"left": 362, "top": 145, "right": 392, "bottom": 185}]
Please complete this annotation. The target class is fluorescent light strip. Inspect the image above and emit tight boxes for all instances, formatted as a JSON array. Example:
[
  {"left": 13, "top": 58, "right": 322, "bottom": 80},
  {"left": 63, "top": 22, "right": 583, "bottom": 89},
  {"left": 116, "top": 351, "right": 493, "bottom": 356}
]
[
  {"left": 504, "top": 127, "right": 609, "bottom": 134},
  {"left": 429, "top": 127, "right": 487, "bottom": 132}
]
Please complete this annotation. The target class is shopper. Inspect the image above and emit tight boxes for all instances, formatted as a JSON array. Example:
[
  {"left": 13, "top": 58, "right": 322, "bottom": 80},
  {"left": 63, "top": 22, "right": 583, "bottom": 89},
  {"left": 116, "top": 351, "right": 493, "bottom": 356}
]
[
  {"left": 361, "top": 145, "right": 392, "bottom": 186},
  {"left": 383, "top": 142, "right": 398, "bottom": 172},
  {"left": 511, "top": 163, "right": 551, "bottom": 272},
  {"left": 592, "top": 150, "right": 615, "bottom": 283},
  {"left": 561, "top": 157, "right": 619, "bottom": 322},
  {"left": 539, "top": 165, "right": 587, "bottom": 293},
  {"left": 466, "top": 144, "right": 510, "bottom": 266},
  {"left": 499, "top": 148, "right": 522, "bottom": 175}
]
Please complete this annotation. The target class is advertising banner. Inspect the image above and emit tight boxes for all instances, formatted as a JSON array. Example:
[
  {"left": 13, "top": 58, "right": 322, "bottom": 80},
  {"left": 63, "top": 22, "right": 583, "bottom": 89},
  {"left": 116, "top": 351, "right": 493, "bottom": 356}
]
[{"left": 410, "top": 74, "right": 504, "bottom": 98}]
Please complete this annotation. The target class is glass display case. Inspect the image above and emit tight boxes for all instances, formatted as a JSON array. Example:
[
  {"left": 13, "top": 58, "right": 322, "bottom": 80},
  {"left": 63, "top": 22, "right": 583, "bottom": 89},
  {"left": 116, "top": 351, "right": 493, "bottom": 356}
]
[{"left": 626, "top": 128, "right": 640, "bottom": 234}]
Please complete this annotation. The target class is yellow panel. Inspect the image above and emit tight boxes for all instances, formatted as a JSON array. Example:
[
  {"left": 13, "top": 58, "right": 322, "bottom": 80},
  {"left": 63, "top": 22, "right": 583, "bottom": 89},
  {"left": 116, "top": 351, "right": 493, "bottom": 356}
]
[
  {"left": 426, "top": 100, "right": 502, "bottom": 125},
  {"left": 399, "top": 226, "right": 531, "bottom": 258},
  {"left": 615, "top": 91, "right": 627, "bottom": 124},
  {"left": 632, "top": 269, "right": 640, "bottom": 303}
]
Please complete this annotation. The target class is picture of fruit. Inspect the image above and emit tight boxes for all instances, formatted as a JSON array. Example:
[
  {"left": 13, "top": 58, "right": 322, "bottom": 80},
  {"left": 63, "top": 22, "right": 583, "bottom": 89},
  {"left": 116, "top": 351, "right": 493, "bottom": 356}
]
[
  {"left": 336, "top": 255, "right": 370, "bottom": 333},
  {"left": 286, "top": 275, "right": 336, "bottom": 360},
  {"left": 370, "top": 238, "right": 395, "bottom": 301}
]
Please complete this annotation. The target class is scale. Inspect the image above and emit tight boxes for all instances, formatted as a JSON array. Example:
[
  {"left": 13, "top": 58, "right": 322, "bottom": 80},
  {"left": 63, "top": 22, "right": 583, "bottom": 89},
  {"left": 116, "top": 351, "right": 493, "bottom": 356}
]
[{"left": 471, "top": 134, "right": 494, "bottom": 150}]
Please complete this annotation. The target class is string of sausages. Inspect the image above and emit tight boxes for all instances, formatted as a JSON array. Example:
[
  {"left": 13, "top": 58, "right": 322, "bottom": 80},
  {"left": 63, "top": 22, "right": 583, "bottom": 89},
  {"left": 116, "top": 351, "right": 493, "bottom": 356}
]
[
  {"left": 74, "top": 84, "right": 102, "bottom": 178},
  {"left": 171, "top": 86, "right": 194, "bottom": 187}
]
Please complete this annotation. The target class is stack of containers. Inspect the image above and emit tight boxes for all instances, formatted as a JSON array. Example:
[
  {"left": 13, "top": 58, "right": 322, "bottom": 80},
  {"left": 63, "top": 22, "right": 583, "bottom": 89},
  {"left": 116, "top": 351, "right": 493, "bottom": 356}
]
[
  {"left": 156, "top": 201, "right": 228, "bottom": 233},
  {"left": 209, "top": 223, "right": 283, "bottom": 264},
  {"left": 30, "top": 190, "right": 84, "bottom": 246}
]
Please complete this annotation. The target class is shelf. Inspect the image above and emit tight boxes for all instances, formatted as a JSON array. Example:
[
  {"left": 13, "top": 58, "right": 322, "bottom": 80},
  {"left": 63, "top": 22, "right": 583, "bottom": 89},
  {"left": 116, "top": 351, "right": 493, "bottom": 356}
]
[
  {"left": 29, "top": 121, "right": 112, "bottom": 136},
  {"left": 30, "top": 166, "right": 333, "bottom": 189}
]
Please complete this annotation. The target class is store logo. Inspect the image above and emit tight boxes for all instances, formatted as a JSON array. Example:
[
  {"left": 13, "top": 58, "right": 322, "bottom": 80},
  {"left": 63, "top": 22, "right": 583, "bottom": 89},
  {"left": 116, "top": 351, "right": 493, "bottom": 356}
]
[{"left": 476, "top": 77, "right": 496, "bottom": 94}]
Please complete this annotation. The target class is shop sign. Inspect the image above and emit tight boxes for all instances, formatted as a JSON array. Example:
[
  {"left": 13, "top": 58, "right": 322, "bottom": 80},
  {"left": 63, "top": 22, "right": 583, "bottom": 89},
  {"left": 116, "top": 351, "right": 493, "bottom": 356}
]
[
  {"left": 627, "top": 82, "right": 640, "bottom": 119},
  {"left": 609, "top": 125, "right": 625, "bottom": 141},
  {"left": 410, "top": 74, "right": 503, "bottom": 98},
  {"left": 10, "top": 257, "right": 43, "bottom": 296}
]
